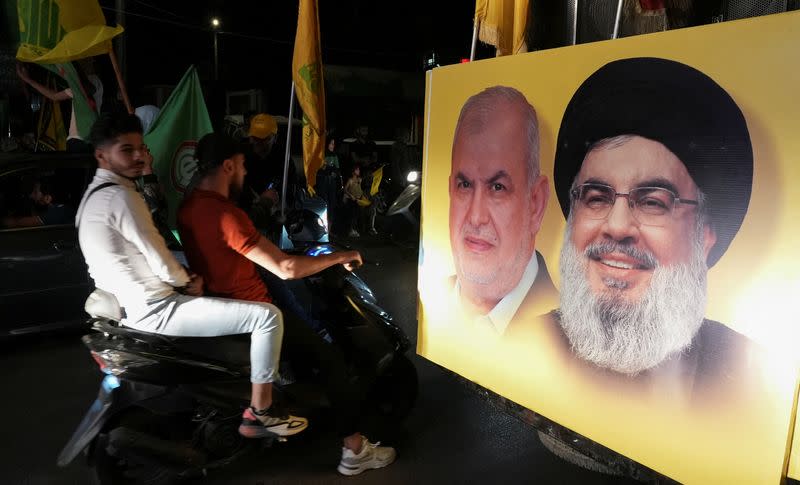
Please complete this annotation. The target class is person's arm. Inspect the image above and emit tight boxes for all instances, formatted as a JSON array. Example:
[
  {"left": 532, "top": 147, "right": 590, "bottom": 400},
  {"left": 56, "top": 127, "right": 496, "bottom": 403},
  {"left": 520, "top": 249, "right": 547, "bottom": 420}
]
[
  {"left": 2, "top": 215, "right": 42, "bottom": 228},
  {"left": 220, "top": 207, "right": 361, "bottom": 279},
  {"left": 137, "top": 146, "right": 168, "bottom": 218},
  {"left": 17, "top": 63, "right": 71, "bottom": 102},
  {"left": 244, "top": 235, "right": 362, "bottom": 280}
]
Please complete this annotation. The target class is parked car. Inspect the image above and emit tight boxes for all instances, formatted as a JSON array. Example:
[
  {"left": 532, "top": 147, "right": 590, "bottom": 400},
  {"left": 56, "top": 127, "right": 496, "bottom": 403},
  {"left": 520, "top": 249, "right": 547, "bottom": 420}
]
[{"left": 0, "top": 152, "right": 97, "bottom": 338}]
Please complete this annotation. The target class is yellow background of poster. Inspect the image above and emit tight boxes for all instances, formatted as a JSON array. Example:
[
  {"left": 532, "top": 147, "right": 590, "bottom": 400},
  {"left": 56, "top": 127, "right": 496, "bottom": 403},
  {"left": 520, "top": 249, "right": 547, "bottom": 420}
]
[{"left": 417, "top": 12, "right": 800, "bottom": 484}]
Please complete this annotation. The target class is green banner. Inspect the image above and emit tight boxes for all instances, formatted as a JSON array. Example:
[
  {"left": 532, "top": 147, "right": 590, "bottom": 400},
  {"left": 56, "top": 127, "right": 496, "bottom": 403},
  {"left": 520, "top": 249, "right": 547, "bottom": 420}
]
[
  {"left": 41, "top": 62, "right": 97, "bottom": 139},
  {"left": 144, "top": 65, "right": 213, "bottom": 228}
]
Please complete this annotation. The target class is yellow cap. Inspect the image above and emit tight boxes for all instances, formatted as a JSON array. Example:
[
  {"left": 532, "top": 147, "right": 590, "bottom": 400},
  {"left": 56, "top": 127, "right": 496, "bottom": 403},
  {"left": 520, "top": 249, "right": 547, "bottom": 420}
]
[{"left": 248, "top": 113, "right": 278, "bottom": 139}]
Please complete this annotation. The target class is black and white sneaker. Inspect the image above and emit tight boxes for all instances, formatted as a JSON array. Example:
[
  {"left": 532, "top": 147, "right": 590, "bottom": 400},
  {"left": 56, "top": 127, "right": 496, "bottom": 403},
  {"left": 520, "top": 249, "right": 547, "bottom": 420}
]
[{"left": 238, "top": 405, "right": 308, "bottom": 438}]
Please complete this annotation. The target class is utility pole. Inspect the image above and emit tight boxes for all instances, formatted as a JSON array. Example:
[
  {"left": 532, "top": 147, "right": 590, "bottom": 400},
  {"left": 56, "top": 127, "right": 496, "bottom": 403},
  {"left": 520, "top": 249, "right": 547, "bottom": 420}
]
[{"left": 211, "top": 18, "right": 220, "bottom": 81}]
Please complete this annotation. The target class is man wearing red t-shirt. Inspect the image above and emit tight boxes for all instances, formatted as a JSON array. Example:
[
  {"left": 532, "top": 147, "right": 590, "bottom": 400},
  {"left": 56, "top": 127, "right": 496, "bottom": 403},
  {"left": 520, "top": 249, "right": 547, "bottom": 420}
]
[{"left": 178, "top": 133, "right": 397, "bottom": 476}]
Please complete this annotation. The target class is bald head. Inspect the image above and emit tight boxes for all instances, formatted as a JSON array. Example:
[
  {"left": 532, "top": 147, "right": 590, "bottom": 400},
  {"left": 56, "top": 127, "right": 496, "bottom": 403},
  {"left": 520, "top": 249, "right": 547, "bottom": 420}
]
[{"left": 453, "top": 86, "right": 540, "bottom": 186}]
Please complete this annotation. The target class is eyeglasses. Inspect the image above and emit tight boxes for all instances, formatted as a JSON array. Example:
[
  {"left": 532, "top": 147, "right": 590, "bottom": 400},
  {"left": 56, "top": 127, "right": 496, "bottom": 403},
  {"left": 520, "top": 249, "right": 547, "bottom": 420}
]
[{"left": 570, "top": 183, "right": 698, "bottom": 227}]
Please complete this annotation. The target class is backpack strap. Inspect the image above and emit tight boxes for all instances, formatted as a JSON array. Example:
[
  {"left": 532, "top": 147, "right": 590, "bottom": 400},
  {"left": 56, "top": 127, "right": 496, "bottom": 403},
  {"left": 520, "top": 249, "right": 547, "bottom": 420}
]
[
  {"left": 77, "top": 182, "right": 118, "bottom": 229},
  {"left": 86, "top": 182, "right": 118, "bottom": 200}
]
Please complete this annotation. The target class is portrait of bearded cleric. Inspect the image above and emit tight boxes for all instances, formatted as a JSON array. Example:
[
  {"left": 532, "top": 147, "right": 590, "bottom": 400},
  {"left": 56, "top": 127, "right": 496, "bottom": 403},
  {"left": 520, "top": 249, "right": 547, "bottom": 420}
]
[{"left": 544, "top": 57, "right": 759, "bottom": 400}]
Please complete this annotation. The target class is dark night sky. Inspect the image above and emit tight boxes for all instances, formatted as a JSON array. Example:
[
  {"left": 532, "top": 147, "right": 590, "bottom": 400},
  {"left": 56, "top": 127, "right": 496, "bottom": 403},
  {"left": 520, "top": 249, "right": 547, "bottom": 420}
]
[{"left": 98, "top": 0, "right": 483, "bottom": 137}]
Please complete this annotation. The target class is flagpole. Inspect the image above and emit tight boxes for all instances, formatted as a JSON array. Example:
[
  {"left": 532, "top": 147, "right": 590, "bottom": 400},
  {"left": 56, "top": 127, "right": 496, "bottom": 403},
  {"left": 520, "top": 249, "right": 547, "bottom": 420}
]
[
  {"left": 281, "top": 81, "right": 296, "bottom": 218},
  {"left": 470, "top": 20, "right": 480, "bottom": 61},
  {"left": 612, "top": 0, "right": 624, "bottom": 39},
  {"left": 109, "top": 49, "right": 133, "bottom": 114},
  {"left": 572, "top": 0, "right": 579, "bottom": 45}
]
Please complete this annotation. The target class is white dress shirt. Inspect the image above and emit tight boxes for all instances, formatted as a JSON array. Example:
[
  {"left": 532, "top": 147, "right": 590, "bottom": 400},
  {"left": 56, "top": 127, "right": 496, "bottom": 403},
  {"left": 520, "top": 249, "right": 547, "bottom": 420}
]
[
  {"left": 76, "top": 168, "right": 189, "bottom": 319},
  {"left": 454, "top": 253, "right": 540, "bottom": 335}
]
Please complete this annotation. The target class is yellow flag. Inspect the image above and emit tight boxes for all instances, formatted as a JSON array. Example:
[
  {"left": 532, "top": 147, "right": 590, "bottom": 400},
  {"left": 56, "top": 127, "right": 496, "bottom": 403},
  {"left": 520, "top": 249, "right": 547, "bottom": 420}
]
[
  {"left": 474, "top": 0, "right": 529, "bottom": 56},
  {"left": 292, "top": 0, "right": 326, "bottom": 191},
  {"left": 370, "top": 166, "right": 383, "bottom": 196},
  {"left": 16, "top": 0, "right": 123, "bottom": 64}
]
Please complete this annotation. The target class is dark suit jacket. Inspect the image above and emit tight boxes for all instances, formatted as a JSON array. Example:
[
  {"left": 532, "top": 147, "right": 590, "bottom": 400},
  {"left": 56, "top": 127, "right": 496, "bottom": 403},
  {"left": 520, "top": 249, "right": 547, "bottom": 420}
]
[
  {"left": 449, "top": 251, "right": 559, "bottom": 336},
  {"left": 502, "top": 251, "right": 559, "bottom": 337}
]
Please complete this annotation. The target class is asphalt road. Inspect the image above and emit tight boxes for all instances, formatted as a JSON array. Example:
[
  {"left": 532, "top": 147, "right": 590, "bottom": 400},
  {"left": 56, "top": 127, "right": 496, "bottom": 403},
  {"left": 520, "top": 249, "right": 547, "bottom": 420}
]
[{"left": 0, "top": 235, "right": 638, "bottom": 485}]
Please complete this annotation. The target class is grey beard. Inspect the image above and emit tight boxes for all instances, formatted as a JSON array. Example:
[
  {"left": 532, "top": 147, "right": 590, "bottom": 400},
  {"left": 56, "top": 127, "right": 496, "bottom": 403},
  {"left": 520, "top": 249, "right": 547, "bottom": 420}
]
[{"left": 558, "top": 225, "right": 708, "bottom": 376}]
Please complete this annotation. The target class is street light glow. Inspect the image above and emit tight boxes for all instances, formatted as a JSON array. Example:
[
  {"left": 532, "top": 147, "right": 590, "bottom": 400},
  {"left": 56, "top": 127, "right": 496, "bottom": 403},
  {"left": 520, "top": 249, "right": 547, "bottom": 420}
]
[{"left": 211, "top": 17, "right": 220, "bottom": 28}]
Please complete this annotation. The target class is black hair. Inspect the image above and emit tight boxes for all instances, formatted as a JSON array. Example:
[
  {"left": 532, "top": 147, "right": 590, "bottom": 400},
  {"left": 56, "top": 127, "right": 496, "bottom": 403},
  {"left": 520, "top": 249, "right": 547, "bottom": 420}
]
[
  {"left": 195, "top": 133, "right": 245, "bottom": 176},
  {"left": 88, "top": 112, "right": 143, "bottom": 148}
]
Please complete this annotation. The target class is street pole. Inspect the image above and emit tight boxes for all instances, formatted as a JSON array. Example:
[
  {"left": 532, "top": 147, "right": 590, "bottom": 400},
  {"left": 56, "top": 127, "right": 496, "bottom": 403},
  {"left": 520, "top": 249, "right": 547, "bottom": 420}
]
[
  {"left": 213, "top": 31, "right": 219, "bottom": 81},
  {"left": 211, "top": 18, "right": 220, "bottom": 82}
]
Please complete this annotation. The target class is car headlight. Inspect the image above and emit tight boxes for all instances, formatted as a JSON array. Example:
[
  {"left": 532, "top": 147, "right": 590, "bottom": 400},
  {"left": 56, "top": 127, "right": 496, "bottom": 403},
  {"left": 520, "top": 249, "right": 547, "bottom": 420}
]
[{"left": 406, "top": 171, "right": 419, "bottom": 183}]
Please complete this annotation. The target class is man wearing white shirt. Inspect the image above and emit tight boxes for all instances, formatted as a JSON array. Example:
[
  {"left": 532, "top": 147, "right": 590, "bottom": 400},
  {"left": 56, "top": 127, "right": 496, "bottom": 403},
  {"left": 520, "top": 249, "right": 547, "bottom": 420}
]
[
  {"left": 448, "top": 86, "right": 557, "bottom": 336},
  {"left": 76, "top": 112, "right": 307, "bottom": 439}
]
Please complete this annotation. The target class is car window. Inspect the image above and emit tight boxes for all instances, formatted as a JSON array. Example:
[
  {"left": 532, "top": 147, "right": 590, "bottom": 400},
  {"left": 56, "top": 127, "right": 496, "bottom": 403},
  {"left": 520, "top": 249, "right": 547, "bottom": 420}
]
[{"left": 0, "top": 164, "right": 92, "bottom": 231}]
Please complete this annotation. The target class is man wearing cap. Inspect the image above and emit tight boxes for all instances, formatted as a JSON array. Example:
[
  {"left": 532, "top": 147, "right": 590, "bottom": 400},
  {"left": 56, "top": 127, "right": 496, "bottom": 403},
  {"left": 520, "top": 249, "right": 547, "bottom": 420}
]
[
  {"left": 177, "top": 133, "right": 398, "bottom": 475},
  {"left": 242, "top": 113, "right": 296, "bottom": 213},
  {"left": 545, "top": 57, "right": 761, "bottom": 400},
  {"left": 447, "top": 86, "right": 557, "bottom": 336}
]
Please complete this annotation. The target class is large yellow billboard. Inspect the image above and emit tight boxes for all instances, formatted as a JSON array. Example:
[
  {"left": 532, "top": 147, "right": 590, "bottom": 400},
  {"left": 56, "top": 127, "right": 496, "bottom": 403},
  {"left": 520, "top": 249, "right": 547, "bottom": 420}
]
[{"left": 417, "top": 12, "right": 800, "bottom": 484}]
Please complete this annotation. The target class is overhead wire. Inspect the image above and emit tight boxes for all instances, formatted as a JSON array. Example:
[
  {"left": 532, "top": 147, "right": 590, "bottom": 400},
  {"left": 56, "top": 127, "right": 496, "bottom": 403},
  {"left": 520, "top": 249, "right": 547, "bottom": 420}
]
[
  {"left": 100, "top": 5, "right": 409, "bottom": 57},
  {"left": 129, "top": 0, "right": 182, "bottom": 20}
]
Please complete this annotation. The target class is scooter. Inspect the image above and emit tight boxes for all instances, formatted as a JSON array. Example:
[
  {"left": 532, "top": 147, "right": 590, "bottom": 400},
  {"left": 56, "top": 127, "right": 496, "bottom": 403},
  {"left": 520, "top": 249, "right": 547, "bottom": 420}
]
[
  {"left": 384, "top": 168, "right": 421, "bottom": 246},
  {"left": 57, "top": 244, "right": 417, "bottom": 484}
]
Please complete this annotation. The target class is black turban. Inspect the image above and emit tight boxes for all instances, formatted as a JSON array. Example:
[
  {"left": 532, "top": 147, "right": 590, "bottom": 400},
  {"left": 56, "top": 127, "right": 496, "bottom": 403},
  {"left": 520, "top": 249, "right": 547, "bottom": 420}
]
[{"left": 553, "top": 57, "right": 753, "bottom": 267}]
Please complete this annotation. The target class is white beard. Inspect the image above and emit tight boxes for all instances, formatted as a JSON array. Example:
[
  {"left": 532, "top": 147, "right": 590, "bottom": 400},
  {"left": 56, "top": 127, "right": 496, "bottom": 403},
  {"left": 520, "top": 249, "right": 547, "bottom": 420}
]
[{"left": 558, "top": 223, "right": 708, "bottom": 376}]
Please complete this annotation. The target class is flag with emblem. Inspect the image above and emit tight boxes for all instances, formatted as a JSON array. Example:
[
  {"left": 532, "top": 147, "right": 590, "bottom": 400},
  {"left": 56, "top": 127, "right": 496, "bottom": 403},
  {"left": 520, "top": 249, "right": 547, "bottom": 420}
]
[
  {"left": 16, "top": 0, "right": 124, "bottom": 64},
  {"left": 144, "top": 66, "right": 213, "bottom": 227},
  {"left": 292, "top": 0, "right": 326, "bottom": 190}
]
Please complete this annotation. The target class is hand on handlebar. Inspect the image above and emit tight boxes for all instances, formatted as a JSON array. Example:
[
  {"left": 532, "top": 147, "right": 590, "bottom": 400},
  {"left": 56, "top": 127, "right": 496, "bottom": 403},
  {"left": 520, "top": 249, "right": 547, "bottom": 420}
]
[{"left": 342, "top": 251, "right": 363, "bottom": 272}]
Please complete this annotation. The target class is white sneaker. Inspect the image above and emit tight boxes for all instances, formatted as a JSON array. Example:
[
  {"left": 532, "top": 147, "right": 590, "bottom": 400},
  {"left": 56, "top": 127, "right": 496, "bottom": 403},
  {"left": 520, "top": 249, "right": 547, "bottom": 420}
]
[{"left": 337, "top": 436, "right": 396, "bottom": 476}]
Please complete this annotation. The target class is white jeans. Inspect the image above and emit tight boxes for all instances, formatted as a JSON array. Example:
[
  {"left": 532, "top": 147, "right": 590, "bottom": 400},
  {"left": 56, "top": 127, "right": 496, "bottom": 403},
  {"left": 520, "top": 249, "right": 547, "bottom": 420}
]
[{"left": 122, "top": 293, "right": 283, "bottom": 384}]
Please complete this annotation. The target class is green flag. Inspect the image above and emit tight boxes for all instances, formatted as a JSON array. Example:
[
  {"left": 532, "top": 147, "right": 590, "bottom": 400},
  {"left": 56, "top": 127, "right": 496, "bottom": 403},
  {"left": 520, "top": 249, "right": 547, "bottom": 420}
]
[
  {"left": 41, "top": 62, "right": 97, "bottom": 139},
  {"left": 144, "top": 65, "right": 212, "bottom": 228}
]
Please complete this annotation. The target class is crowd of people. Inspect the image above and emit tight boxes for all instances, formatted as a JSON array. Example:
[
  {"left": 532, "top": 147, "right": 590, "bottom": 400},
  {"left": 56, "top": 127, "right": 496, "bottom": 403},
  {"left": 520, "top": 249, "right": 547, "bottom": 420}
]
[{"left": 5, "top": 61, "right": 420, "bottom": 241}]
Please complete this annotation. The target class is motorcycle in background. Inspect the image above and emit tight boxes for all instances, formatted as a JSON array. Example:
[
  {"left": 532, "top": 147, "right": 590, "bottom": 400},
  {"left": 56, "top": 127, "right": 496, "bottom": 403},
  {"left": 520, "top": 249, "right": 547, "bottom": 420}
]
[{"left": 384, "top": 166, "right": 421, "bottom": 246}]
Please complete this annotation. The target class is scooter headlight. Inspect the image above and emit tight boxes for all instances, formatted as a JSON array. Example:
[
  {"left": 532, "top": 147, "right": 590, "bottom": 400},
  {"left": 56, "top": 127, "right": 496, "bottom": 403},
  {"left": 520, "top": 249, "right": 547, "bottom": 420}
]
[{"left": 406, "top": 171, "right": 419, "bottom": 183}]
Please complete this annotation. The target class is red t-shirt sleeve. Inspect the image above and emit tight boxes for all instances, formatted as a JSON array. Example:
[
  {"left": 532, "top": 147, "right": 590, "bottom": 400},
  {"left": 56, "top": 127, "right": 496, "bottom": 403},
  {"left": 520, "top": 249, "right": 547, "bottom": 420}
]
[{"left": 219, "top": 208, "right": 261, "bottom": 255}]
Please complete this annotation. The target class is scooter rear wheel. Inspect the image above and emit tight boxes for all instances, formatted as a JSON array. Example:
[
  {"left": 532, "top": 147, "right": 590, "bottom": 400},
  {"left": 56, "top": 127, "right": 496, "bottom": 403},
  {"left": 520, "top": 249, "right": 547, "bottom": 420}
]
[
  {"left": 88, "top": 433, "right": 185, "bottom": 485},
  {"left": 87, "top": 408, "right": 195, "bottom": 485}
]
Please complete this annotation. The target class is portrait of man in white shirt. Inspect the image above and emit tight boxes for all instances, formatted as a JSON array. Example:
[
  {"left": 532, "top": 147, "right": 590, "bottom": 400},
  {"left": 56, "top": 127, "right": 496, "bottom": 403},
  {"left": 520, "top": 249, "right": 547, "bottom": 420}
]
[{"left": 447, "top": 86, "right": 557, "bottom": 336}]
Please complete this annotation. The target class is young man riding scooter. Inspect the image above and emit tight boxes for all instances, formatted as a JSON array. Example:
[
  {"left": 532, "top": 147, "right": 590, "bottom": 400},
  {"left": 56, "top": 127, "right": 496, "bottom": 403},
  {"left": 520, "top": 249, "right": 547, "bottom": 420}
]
[
  {"left": 177, "top": 132, "right": 397, "bottom": 476},
  {"left": 77, "top": 113, "right": 308, "bottom": 439}
]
